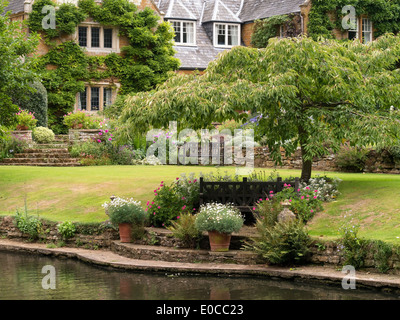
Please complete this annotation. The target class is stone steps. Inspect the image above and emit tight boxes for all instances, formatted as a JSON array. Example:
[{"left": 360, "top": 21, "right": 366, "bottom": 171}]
[
  {"left": 0, "top": 142, "right": 80, "bottom": 167},
  {"left": 1, "top": 157, "right": 79, "bottom": 164}
]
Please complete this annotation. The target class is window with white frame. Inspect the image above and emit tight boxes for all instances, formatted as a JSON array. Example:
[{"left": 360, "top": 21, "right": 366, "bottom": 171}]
[
  {"left": 78, "top": 85, "right": 114, "bottom": 112},
  {"left": 214, "top": 23, "right": 239, "bottom": 47},
  {"left": 362, "top": 18, "right": 372, "bottom": 43},
  {"left": 348, "top": 18, "right": 358, "bottom": 40},
  {"left": 78, "top": 25, "right": 116, "bottom": 50},
  {"left": 171, "top": 20, "right": 195, "bottom": 45},
  {"left": 348, "top": 17, "right": 373, "bottom": 43}
]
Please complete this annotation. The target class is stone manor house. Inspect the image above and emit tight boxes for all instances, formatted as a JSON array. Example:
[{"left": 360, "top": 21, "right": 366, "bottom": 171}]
[{"left": 4, "top": 0, "right": 375, "bottom": 112}]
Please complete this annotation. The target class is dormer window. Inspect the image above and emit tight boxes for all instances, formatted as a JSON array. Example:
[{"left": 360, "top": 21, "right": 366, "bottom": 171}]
[
  {"left": 171, "top": 20, "right": 196, "bottom": 46},
  {"left": 214, "top": 23, "right": 240, "bottom": 48}
]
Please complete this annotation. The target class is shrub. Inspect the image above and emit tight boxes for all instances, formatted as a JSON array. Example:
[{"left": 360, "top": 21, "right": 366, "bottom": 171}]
[
  {"left": 300, "top": 175, "right": 342, "bottom": 202},
  {"left": 14, "top": 208, "right": 43, "bottom": 240},
  {"left": 167, "top": 213, "right": 202, "bottom": 248},
  {"left": 371, "top": 240, "right": 393, "bottom": 273},
  {"left": 12, "top": 81, "right": 48, "bottom": 127},
  {"left": 147, "top": 174, "right": 200, "bottom": 227},
  {"left": 57, "top": 221, "right": 76, "bottom": 240},
  {"left": 102, "top": 197, "right": 147, "bottom": 226},
  {"left": 33, "top": 126, "right": 55, "bottom": 144},
  {"left": 338, "top": 221, "right": 367, "bottom": 269},
  {"left": 336, "top": 144, "right": 370, "bottom": 172},
  {"left": 147, "top": 184, "right": 185, "bottom": 227},
  {"left": 195, "top": 203, "right": 244, "bottom": 234},
  {"left": 0, "top": 133, "right": 28, "bottom": 160},
  {"left": 63, "top": 111, "right": 103, "bottom": 129},
  {"left": 245, "top": 218, "right": 311, "bottom": 266},
  {"left": 273, "top": 185, "right": 323, "bottom": 224},
  {"left": 252, "top": 196, "right": 281, "bottom": 227}
]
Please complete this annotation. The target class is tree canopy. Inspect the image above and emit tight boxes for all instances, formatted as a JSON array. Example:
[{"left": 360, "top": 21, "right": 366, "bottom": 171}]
[
  {"left": 119, "top": 35, "right": 400, "bottom": 180},
  {"left": 0, "top": 0, "right": 40, "bottom": 138}
]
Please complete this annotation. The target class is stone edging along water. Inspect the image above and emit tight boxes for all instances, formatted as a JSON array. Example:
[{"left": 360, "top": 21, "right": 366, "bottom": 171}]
[{"left": 1, "top": 239, "right": 400, "bottom": 295}]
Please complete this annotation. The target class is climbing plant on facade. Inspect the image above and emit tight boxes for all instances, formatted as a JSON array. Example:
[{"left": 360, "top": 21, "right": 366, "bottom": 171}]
[
  {"left": 308, "top": 0, "right": 400, "bottom": 40},
  {"left": 28, "top": 0, "right": 180, "bottom": 133},
  {"left": 251, "top": 14, "right": 299, "bottom": 48}
]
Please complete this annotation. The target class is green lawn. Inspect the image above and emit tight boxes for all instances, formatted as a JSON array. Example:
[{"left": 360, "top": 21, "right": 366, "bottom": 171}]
[{"left": 1, "top": 166, "right": 399, "bottom": 243}]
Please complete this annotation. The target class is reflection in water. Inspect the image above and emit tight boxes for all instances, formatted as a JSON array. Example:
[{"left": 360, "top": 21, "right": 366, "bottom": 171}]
[{"left": 0, "top": 251, "right": 398, "bottom": 300}]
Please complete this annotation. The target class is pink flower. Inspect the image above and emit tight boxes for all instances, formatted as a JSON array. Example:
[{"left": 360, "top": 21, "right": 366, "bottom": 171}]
[
  {"left": 153, "top": 212, "right": 156, "bottom": 215},
  {"left": 193, "top": 208, "right": 196, "bottom": 211},
  {"left": 177, "top": 216, "right": 180, "bottom": 219},
  {"left": 151, "top": 202, "right": 154, "bottom": 204},
  {"left": 182, "top": 197, "right": 185, "bottom": 200},
  {"left": 269, "top": 191, "right": 274, "bottom": 194},
  {"left": 99, "top": 132, "right": 102, "bottom": 135},
  {"left": 146, "top": 201, "right": 150, "bottom": 206},
  {"left": 314, "top": 190, "right": 318, "bottom": 193},
  {"left": 289, "top": 199, "right": 292, "bottom": 202},
  {"left": 253, "top": 207, "right": 256, "bottom": 210},
  {"left": 182, "top": 205, "right": 186, "bottom": 210},
  {"left": 313, "top": 196, "right": 317, "bottom": 199},
  {"left": 310, "top": 209, "right": 314, "bottom": 213},
  {"left": 108, "top": 138, "right": 112, "bottom": 141},
  {"left": 105, "top": 129, "right": 108, "bottom": 133},
  {"left": 97, "top": 139, "right": 101, "bottom": 143},
  {"left": 176, "top": 177, "right": 179, "bottom": 180},
  {"left": 157, "top": 206, "right": 160, "bottom": 209},
  {"left": 301, "top": 196, "right": 304, "bottom": 199}
]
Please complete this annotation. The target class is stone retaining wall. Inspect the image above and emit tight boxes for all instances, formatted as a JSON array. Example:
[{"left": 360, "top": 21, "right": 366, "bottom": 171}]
[
  {"left": 2, "top": 216, "right": 399, "bottom": 273},
  {"left": 254, "top": 147, "right": 400, "bottom": 174},
  {"left": 68, "top": 129, "right": 101, "bottom": 143},
  {"left": 11, "top": 130, "right": 33, "bottom": 143}
]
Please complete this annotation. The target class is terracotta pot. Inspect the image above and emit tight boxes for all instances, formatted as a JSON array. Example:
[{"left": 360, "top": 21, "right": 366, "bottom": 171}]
[
  {"left": 72, "top": 123, "right": 83, "bottom": 129},
  {"left": 208, "top": 230, "right": 231, "bottom": 252},
  {"left": 16, "top": 125, "right": 29, "bottom": 130},
  {"left": 118, "top": 223, "right": 133, "bottom": 243}
]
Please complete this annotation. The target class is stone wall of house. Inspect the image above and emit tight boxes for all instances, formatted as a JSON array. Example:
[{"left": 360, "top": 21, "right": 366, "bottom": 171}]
[
  {"left": 254, "top": 146, "right": 400, "bottom": 174},
  {"left": 241, "top": 22, "right": 255, "bottom": 47}
]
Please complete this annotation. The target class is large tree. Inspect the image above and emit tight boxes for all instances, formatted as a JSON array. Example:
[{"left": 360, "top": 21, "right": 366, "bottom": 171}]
[
  {"left": 0, "top": 0, "right": 40, "bottom": 138},
  {"left": 119, "top": 35, "right": 400, "bottom": 181}
]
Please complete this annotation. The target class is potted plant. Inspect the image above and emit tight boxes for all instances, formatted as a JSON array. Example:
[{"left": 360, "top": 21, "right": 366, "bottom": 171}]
[
  {"left": 102, "top": 197, "right": 147, "bottom": 243},
  {"left": 195, "top": 202, "right": 244, "bottom": 252},
  {"left": 15, "top": 108, "right": 37, "bottom": 130}
]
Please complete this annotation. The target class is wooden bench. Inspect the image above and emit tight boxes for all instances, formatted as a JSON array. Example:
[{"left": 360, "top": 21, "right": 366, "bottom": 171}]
[{"left": 199, "top": 176, "right": 300, "bottom": 224}]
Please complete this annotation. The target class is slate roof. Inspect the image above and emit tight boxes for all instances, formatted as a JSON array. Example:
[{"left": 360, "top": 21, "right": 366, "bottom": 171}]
[
  {"left": 159, "top": 0, "right": 306, "bottom": 70},
  {"left": 2, "top": 0, "right": 25, "bottom": 15},
  {"left": 239, "top": 0, "right": 305, "bottom": 22}
]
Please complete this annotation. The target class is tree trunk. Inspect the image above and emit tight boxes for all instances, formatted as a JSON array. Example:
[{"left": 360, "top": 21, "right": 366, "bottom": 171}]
[
  {"left": 298, "top": 126, "right": 312, "bottom": 182},
  {"left": 300, "top": 150, "right": 312, "bottom": 182}
]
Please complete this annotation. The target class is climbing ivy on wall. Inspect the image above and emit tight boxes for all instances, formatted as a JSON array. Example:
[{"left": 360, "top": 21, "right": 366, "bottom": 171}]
[
  {"left": 251, "top": 14, "right": 292, "bottom": 48},
  {"left": 308, "top": 0, "right": 400, "bottom": 40},
  {"left": 28, "top": 0, "right": 180, "bottom": 133}
]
